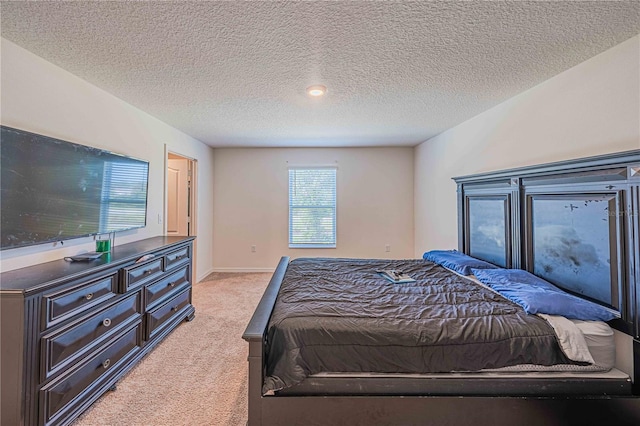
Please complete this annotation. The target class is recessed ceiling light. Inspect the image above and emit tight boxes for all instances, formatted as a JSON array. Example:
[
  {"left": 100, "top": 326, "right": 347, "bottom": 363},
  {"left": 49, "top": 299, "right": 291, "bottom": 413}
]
[{"left": 306, "top": 85, "right": 327, "bottom": 97}]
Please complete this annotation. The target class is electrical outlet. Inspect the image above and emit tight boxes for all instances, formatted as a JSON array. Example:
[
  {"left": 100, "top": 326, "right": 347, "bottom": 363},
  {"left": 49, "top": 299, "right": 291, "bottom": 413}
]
[
  {"left": 385, "top": 244, "right": 390, "bottom": 252},
  {"left": 251, "top": 245, "right": 256, "bottom": 253}
]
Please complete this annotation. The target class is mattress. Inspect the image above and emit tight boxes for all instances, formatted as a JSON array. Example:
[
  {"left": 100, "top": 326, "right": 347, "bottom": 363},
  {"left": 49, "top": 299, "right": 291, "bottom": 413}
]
[
  {"left": 264, "top": 258, "right": 611, "bottom": 394},
  {"left": 572, "top": 319, "right": 615, "bottom": 369},
  {"left": 276, "top": 368, "right": 631, "bottom": 396}
]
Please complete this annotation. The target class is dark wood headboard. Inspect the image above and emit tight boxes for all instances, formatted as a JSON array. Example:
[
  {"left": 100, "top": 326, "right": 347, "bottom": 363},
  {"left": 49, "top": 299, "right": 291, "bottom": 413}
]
[{"left": 453, "top": 150, "right": 640, "bottom": 339}]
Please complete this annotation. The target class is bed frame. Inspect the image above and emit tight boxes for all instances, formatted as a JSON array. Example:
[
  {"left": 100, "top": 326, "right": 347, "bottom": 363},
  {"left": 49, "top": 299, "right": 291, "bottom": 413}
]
[{"left": 243, "top": 150, "right": 640, "bottom": 425}]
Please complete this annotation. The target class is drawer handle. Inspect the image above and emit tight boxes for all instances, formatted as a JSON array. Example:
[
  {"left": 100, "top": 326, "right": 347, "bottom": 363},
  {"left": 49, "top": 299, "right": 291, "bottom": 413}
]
[
  {"left": 168, "top": 281, "right": 176, "bottom": 288},
  {"left": 85, "top": 293, "right": 94, "bottom": 301},
  {"left": 102, "top": 359, "right": 111, "bottom": 369},
  {"left": 171, "top": 305, "right": 179, "bottom": 312},
  {"left": 102, "top": 318, "right": 112, "bottom": 327},
  {"left": 144, "top": 269, "right": 153, "bottom": 275}
]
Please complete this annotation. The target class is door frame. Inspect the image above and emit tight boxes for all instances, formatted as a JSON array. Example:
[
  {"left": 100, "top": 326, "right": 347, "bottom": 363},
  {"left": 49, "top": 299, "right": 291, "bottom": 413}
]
[{"left": 164, "top": 145, "right": 198, "bottom": 276}]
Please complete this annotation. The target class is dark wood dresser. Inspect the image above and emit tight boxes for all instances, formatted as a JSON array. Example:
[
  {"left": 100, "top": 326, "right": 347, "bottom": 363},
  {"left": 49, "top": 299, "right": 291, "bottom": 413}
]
[{"left": 1, "top": 236, "right": 196, "bottom": 426}]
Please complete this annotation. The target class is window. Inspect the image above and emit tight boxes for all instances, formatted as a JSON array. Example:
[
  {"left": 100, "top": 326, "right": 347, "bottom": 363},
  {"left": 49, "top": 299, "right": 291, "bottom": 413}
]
[
  {"left": 99, "top": 161, "right": 148, "bottom": 232},
  {"left": 289, "top": 168, "right": 337, "bottom": 248}
]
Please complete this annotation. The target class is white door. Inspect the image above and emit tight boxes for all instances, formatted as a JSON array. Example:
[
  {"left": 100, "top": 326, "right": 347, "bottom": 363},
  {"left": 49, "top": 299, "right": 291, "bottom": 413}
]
[{"left": 167, "top": 158, "right": 190, "bottom": 236}]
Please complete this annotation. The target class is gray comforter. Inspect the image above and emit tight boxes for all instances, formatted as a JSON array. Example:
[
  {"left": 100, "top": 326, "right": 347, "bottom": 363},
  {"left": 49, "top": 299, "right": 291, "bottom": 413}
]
[{"left": 264, "top": 258, "right": 575, "bottom": 393}]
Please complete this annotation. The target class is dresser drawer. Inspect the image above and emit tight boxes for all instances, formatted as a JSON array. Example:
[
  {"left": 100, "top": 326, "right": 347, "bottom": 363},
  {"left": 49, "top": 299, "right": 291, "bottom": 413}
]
[
  {"left": 146, "top": 288, "right": 191, "bottom": 340},
  {"left": 121, "top": 257, "right": 164, "bottom": 292},
  {"left": 41, "top": 292, "right": 142, "bottom": 381},
  {"left": 40, "top": 324, "right": 141, "bottom": 425},
  {"left": 145, "top": 265, "right": 190, "bottom": 310},
  {"left": 42, "top": 273, "right": 119, "bottom": 330},
  {"left": 164, "top": 245, "right": 190, "bottom": 271}
]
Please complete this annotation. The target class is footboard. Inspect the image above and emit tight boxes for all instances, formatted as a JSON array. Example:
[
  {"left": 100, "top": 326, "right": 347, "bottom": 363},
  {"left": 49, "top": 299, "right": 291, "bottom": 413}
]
[{"left": 242, "top": 256, "right": 289, "bottom": 426}]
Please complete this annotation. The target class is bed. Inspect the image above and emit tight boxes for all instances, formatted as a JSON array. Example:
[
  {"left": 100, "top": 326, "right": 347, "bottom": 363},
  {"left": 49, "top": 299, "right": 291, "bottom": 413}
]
[{"left": 243, "top": 150, "right": 640, "bottom": 425}]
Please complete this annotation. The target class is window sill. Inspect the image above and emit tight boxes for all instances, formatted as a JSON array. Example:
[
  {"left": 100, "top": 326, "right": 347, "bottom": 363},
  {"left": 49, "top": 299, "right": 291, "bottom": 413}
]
[{"left": 289, "top": 245, "right": 337, "bottom": 249}]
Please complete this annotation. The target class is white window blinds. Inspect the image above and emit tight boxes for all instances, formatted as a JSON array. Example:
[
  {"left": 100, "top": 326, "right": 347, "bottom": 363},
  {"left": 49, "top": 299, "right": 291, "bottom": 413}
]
[
  {"left": 288, "top": 168, "right": 337, "bottom": 248},
  {"left": 99, "top": 161, "right": 148, "bottom": 232}
]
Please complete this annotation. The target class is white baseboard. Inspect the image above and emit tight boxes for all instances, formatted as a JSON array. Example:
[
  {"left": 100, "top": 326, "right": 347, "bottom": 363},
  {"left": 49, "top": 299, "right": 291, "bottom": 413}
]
[
  {"left": 210, "top": 267, "right": 276, "bottom": 273},
  {"left": 196, "top": 266, "right": 216, "bottom": 283}
]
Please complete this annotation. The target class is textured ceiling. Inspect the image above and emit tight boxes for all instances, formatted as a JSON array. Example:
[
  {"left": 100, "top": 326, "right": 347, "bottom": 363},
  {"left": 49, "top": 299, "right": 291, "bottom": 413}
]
[{"left": 1, "top": 1, "right": 639, "bottom": 148}]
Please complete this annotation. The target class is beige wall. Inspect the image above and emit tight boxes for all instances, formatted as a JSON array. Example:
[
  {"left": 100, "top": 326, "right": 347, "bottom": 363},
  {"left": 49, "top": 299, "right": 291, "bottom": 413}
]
[
  {"left": 414, "top": 35, "right": 640, "bottom": 257},
  {"left": 0, "top": 38, "right": 216, "bottom": 281},
  {"left": 2, "top": 33, "right": 637, "bottom": 280},
  {"left": 213, "top": 147, "right": 414, "bottom": 270}
]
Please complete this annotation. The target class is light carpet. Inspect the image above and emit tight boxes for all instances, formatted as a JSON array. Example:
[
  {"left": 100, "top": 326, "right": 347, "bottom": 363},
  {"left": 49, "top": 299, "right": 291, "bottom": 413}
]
[{"left": 72, "top": 272, "right": 271, "bottom": 426}]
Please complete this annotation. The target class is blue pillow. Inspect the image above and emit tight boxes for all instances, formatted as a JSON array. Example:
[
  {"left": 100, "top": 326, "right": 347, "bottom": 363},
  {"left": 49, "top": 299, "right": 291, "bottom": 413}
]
[
  {"left": 422, "top": 250, "right": 498, "bottom": 275},
  {"left": 472, "top": 269, "right": 618, "bottom": 322},
  {"left": 472, "top": 268, "right": 560, "bottom": 292}
]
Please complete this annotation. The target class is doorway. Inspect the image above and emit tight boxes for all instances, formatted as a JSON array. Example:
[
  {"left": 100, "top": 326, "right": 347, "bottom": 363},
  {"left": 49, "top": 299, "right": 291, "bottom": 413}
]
[
  {"left": 166, "top": 153, "right": 194, "bottom": 236},
  {"left": 165, "top": 150, "right": 198, "bottom": 272}
]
